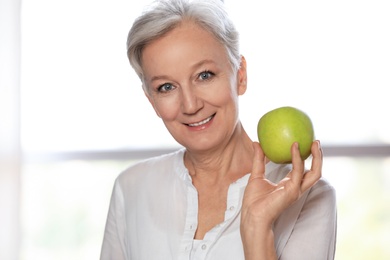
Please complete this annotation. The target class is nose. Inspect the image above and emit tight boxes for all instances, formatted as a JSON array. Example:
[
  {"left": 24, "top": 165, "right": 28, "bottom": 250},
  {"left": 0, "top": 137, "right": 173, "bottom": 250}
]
[{"left": 180, "top": 86, "right": 203, "bottom": 115}]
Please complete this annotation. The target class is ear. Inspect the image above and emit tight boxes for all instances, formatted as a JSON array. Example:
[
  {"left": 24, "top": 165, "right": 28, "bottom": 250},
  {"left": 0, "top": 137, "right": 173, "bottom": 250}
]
[
  {"left": 237, "top": 55, "right": 248, "bottom": 96},
  {"left": 144, "top": 89, "right": 161, "bottom": 118}
]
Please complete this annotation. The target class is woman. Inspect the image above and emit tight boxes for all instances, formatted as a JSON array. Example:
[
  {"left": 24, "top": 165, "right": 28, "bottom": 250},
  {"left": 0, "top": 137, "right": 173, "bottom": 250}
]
[{"left": 100, "top": 0, "right": 337, "bottom": 259}]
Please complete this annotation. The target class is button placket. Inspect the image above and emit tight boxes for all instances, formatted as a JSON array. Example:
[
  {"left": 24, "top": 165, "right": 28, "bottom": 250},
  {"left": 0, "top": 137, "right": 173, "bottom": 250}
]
[{"left": 179, "top": 183, "right": 199, "bottom": 258}]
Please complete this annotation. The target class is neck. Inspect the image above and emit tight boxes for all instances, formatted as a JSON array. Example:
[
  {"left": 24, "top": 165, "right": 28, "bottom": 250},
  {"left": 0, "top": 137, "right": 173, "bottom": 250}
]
[{"left": 184, "top": 123, "right": 254, "bottom": 185}]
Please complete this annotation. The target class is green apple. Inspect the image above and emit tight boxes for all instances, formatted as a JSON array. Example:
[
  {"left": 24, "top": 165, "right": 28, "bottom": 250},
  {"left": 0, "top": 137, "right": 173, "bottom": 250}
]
[{"left": 257, "top": 106, "right": 315, "bottom": 164}]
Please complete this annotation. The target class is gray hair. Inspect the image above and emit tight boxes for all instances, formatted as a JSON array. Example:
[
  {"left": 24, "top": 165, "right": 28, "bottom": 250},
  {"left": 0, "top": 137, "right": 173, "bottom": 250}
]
[{"left": 126, "top": 0, "right": 240, "bottom": 91}]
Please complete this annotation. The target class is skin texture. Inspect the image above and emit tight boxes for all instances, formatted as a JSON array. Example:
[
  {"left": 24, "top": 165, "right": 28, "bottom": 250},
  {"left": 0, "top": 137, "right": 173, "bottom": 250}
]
[
  {"left": 141, "top": 20, "right": 323, "bottom": 259},
  {"left": 241, "top": 141, "right": 322, "bottom": 259},
  {"left": 142, "top": 21, "right": 246, "bottom": 153}
]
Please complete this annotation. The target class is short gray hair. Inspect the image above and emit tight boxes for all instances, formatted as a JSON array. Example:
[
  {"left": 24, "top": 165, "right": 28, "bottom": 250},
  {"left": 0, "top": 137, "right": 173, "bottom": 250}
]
[{"left": 126, "top": 0, "right": 240, "bottom": 91}]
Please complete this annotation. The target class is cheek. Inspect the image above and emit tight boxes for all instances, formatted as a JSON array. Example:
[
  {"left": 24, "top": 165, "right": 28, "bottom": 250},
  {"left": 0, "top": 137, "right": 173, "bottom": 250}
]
[
  {"left": 210, "top": 85, "right": 238, "bottom": 107},
  {"left": 215, "top": 89, "right": 240, "bottom": 119},
  {"left": 152, "top": 97, "right": 180, "bottom": 121},
  {"left": 210, "top": 76, "right": 239, "bottom": 105}
]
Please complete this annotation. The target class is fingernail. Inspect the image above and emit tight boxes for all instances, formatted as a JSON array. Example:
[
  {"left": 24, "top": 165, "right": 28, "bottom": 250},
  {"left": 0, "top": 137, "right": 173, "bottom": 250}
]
[{"left": 316, "top": 140, "right": 321, "bottom": 150}]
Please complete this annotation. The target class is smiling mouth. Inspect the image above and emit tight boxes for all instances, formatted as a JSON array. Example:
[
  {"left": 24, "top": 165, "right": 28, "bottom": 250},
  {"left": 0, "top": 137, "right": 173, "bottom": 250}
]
[{"left": 186, "top": 113, "right": 216, "bottom": 127}]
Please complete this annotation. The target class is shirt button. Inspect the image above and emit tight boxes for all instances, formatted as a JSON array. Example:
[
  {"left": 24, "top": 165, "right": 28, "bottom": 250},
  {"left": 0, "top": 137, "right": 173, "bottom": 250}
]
[
  {"left": 201, "top": 244, "right": 207, "bottom": 250},
  {"left": 229, "top": 206, "right": 235, "bottom": 211}
]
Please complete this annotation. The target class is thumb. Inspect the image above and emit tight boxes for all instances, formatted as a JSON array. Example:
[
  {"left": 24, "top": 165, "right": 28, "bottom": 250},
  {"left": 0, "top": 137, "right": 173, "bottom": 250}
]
[{"left": 249, "top": 142, "right": 266, "bottom": 181}]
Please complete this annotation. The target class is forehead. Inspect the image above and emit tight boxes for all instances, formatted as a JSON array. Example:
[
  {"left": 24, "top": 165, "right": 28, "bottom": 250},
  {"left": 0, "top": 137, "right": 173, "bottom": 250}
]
[{"left": 141, "top": 21, "right": 230, "bottom": 77}]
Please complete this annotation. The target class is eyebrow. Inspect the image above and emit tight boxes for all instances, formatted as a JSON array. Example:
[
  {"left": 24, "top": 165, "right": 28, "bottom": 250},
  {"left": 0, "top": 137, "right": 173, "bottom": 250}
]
[
  {"left": 191, "top": 59, "right": 216, "bottom": 71},
  {"left": 150, "top": 74, "right": 170, "bottom": 83}
]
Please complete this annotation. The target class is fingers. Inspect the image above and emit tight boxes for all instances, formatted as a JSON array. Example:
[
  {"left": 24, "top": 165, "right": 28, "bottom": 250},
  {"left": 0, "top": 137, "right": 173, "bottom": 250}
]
[
  {"left": 289, "top": 141, "right": 323, "bottom": 194},
  {"left": 301, "top": 140, "right": 323, "bottom": 192},
  {"left": 290, "top": 142, "right": 305, "bottom": 185},
  {"left": 249, "top": 142, "right": 266, "bottom": 181},
  {"left": 250, "top": 141, "right": 322, "bottom": 195},
  {"left": 310, "top": 140, "right": 323, "bottom": 171}
]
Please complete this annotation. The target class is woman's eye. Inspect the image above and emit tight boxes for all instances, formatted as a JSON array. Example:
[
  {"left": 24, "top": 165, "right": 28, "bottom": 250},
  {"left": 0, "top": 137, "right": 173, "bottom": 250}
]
[
  {"left": 157, "top": 83, "right": 175, "bottom": 93},
  {"left": 198, "top": 71, "right": 214, "bottom": 81}
]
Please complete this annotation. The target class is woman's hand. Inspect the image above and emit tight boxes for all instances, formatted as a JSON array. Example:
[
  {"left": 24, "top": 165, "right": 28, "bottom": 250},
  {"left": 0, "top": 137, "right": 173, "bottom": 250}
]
[{"left": 240, "top": 140, "right": 323, "bottom": 259}]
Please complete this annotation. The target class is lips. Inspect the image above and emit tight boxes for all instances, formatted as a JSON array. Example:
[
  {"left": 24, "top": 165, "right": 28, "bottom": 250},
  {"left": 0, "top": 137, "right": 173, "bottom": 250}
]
[{"left": 186, "top": 113, "right": 216, "bottom": 127}]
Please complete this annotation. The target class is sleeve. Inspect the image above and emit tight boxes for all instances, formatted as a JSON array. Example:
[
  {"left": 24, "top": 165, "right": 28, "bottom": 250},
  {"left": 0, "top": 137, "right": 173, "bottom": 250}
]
[
  {"left": 100, "top": 178, "right": 128, "bottom": 260},
  {"left": 279, "top": 179, "right": 337, "bottom": 260}
]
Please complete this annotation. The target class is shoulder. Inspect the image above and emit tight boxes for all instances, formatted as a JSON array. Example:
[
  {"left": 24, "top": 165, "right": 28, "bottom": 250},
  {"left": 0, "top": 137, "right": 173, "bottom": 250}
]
[
  {"left": 115, "top": 148, "right": 186, "bottom": 187},
  {"left": 272, "top": 164, "right": 337, "bottom": 258},
  {"left": 306, "top": 177, "right": 336, "bottom": 210},
  {"left": 122, "top": 148, "right": 184, "bottom": 173}
]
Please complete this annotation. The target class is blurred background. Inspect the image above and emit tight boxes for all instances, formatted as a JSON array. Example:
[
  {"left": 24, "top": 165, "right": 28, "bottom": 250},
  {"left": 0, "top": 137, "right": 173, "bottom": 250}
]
[{"left": 1, "top": 0, "right": 389, "bottom": 259}]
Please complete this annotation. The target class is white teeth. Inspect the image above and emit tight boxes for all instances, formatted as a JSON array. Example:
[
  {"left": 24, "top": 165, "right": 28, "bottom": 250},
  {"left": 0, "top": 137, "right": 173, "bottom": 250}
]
[{"left": 188, "top": 115, "right": 213, "bottom": 127}]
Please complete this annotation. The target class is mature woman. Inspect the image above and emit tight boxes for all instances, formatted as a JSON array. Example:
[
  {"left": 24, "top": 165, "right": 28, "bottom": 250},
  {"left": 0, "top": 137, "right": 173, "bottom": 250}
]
[{"left": 100, "top": 0, "right": 337, "bottom": 259}]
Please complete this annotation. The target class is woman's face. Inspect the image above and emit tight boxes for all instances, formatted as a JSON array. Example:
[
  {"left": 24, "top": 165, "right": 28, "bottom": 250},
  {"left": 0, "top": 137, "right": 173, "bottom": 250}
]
[{"left": 141, "top": 21, "right": 247, "bottom": 152}]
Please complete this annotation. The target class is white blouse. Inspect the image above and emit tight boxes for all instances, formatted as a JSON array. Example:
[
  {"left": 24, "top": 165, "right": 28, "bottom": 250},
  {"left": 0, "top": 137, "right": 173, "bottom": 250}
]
[{"left": 100, "top": 148, "right": 337, "bottom": 260}]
